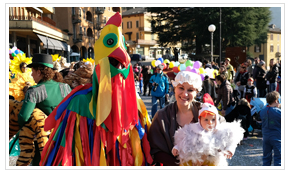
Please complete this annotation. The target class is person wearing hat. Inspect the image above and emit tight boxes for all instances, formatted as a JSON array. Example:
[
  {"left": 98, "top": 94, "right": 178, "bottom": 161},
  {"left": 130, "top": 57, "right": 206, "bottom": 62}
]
[
  {"left": 17, "top": 53, "right": 71, "bottom": 166},
  {"left": 148, "top": 71, "right": 226, "bottom": 166},
  {"left": 225, "top": 58, "right": 234, "bottom": 82},
  {"left": 171, "top": 93, "right": 244, "bottom": 166},
  {"left": 256, "top": 60, "right": 267, "bottom": 97},
  {"left": 149, "top": 63, "right": 169, "bottom": 118}
]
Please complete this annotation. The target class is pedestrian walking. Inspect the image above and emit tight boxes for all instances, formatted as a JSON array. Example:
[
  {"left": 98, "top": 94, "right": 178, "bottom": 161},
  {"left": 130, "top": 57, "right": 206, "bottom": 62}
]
[{"left": 149, "top": 64, "right": 169, "bottom": 118}]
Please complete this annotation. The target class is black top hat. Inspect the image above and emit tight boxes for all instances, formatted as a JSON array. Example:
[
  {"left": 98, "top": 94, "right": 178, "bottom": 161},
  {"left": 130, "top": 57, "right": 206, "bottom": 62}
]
[{"left": 27, "top": 53, "right": 54, "bottom": 68}]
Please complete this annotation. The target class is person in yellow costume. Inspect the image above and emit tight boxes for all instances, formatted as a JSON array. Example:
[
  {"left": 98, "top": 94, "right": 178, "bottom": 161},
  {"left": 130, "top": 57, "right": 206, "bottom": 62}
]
[
  {"left": 9, "top": 53, "right": 36, "bottom": 101},
  {"left": 172, "top": 98, "right": 244, "bottom": 166}
]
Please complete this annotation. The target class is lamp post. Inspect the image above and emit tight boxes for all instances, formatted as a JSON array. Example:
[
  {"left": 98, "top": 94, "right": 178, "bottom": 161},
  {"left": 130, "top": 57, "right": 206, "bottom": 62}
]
[{"left": 208, "top": 24, "right": 216, "bottom": 62}]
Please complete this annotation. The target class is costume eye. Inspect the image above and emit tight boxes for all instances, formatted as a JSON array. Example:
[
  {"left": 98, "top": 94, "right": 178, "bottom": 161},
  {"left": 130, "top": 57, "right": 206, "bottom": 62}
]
[{"left": 103, "top": 33, "right": 118, "bottom": 48}]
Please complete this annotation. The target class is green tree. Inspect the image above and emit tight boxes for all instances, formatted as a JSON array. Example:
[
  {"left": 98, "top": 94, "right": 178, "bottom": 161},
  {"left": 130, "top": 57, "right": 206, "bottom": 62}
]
[{"left": 146, "top": 7, "right": 271, "bottom": 55}]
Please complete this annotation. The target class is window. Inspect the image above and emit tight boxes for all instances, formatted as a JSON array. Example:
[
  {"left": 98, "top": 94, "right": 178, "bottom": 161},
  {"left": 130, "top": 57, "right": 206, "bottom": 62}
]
[
  {"left": 72, "top": 7, "right": 75, "bottom": 15},
  {"left": 79, "top": 9, "right": 81, "bottom": 16},
  {"left": 73, "top": 25, "right": 76, "bottom": 39},
  {"left": 136, "top": 32, "right": 139, "bottom": 40},
  {"left": 84, "top": 27, "right": 86, "bottom": 36},
  {"left": 277, "top": 45, "right": 279, "bottom": 52},
  {"left": 270, "top": 33, "right": 273, "bottom": 40},
  {"left": 254, "top": 44, "right": 261, "bottom": 52},
  {"left": 270, "top": 45, "right": 274, "bottom": 52},
  {"left": 128, "top": 34, "right": 131, "bottom": 40},
  {"left": 151, "top": 33, "right": 154, "bottom": 40},
  {"left": 80, "top": 26, "right": 82, "bottom": 34},
  {"left": 127, "top": 21, "right": 132, "bottom": 29},
  {"left": 83, "top": 9, "right": 85, "bottom": 19},
  {"left": 136, "top": 21, "right": 139, "bottom": 28}
]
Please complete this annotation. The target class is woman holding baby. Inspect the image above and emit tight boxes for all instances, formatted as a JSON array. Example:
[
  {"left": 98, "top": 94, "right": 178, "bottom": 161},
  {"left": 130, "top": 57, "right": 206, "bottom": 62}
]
[{"left": 147, "top": 71, "right": 243, "bottom": 166}]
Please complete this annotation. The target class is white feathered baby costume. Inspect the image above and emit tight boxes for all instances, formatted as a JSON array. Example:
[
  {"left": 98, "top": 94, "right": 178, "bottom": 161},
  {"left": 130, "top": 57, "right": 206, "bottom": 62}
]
[{"left": 173, "top": 94, "right": 245, "bottom": 166}]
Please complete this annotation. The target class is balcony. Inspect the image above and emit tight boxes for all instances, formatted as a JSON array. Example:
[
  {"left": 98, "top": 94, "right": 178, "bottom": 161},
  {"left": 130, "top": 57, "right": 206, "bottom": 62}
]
[
  {"left": 37, "top": 16, "right": 56, "bottom": 26},
  {"left": 73, "top": 33, "right": 83, "bottom": 43},
  {"left": 139, "top": 27, "right": 152, "bottom": 32},
  {"left": 137, "top": 39, "right": 157, "bottom": 46},
  {"left": 95, "top": 7, "right": 105, "bottom": 14},
  {"left": 9, "top": 16, "right": 69, "bottom": 40},
  {"left": 72, "top": 15, "right": 81, "bottom": 24},
  {"left": 39, "top": 7, "right": 54, "bottom": 14}
]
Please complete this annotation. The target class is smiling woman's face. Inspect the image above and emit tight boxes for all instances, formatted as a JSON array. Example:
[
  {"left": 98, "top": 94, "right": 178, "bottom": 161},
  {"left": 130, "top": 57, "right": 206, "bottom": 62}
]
[{"left": 174, "top": 82, "right": 197, "bottom": 108}]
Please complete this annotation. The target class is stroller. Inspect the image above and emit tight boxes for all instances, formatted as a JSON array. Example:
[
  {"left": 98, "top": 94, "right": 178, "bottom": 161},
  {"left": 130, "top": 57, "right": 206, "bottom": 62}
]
[{"left": 249, "top": 97, "right": 281, "bottom": 135}]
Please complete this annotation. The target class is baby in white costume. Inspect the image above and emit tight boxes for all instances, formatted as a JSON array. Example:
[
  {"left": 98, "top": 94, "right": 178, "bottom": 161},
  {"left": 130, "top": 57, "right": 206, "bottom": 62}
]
[{"left": 172, "top": 101, "right": 245, "bottom": 166}]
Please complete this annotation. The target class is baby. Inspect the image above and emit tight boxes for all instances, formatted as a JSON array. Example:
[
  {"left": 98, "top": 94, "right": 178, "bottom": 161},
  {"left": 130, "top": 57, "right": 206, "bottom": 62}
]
[{"left": 172, "top": 102, "right": 245, "bottom": 166}]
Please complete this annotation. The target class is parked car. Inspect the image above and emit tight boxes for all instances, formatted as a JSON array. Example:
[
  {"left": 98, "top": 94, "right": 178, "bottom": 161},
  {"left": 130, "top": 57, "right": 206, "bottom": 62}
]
[{"left": 130, "top": 54, "right": 142, "bottom": 61}]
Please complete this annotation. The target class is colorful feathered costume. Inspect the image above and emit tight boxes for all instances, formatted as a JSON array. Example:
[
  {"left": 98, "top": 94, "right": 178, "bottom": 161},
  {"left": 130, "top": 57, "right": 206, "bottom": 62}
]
[
  {"left": 40, "top": 12, "right": 153, "bottom": 166},
  {"left": 9, "top": 53, "right": 36, "bottom": 101}
]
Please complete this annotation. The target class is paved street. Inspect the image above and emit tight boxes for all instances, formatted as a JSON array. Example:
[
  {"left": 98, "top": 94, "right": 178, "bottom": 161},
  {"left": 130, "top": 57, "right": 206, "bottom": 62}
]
[
  {"left": 9, "top": 58, "right": 267, "bottom": 167},
  {"left": 8, "top": 94, "right": 268, "bottom": 167},
  {"left": 139, "top": 94, "right": 266, "bottom": 166}
]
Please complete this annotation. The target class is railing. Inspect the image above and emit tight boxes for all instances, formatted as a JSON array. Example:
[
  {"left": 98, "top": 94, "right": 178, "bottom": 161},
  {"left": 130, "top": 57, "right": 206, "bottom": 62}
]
[
  {"left": 95, "top": 7, "right": 104, "bottom": 14},
  {"left": 73, "top": 34, "right": 83, "bottom": 43},
  {"left": 9, "top": 15, "right": 32, "bottom": 20},
  {"left": 72, "top": 15, "right": 81, "bottom": 23},
  {"left": 37, "top": 16, "right": 56, "bottom": 26},
  {"left": 31, "top": 17, "right": 63, "bottom": 33},
  {"left": 9, "top": 15, "right": 65, "bottom": 34}
]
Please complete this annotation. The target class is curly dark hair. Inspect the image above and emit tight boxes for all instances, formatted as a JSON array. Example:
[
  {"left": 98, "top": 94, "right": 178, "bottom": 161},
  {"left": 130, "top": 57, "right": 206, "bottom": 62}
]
[{"left": 32, "top": 65, "right": 63, "bottom": 82}]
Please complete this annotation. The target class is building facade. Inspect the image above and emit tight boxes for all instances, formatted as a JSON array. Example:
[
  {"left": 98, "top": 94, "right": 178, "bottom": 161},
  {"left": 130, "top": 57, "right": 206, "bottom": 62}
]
[
  {"left": 121, "top": 7, "right": 182, "bottom": 59},
  {"left": 9, "top": 7, "right": 69, "bottom": 58},
  {"left": 9, "top": 7, "right": 120, "bottom": 63},
  {"left": 53, "top": 7, "right": 119, "bottom": 61},
  {"left": 248, "top": 24, "right": 281, "bottom": 69}
]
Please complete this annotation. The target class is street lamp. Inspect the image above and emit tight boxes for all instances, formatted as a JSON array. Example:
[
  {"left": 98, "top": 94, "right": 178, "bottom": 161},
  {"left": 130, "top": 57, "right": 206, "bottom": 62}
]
[{"left": 208, "top": 24, "right": 216, "bottom": 62}]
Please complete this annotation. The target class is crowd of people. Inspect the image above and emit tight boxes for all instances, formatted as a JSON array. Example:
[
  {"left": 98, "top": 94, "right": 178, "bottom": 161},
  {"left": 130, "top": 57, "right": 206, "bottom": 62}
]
[
  {"left": 9, "top": 53, "right": 281, "bottom": 166},
  {"left": 132, "top": 56, "right": 281, "bottom": 166},
  {"left": 9, "top": 12, "right": 281, "bottom": 167}
]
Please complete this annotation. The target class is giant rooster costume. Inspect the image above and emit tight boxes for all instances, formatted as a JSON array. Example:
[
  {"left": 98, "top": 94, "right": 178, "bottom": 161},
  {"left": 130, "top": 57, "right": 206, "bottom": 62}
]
[{"left": 39, "top": 12, "right": 153, "bottom": 166}]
